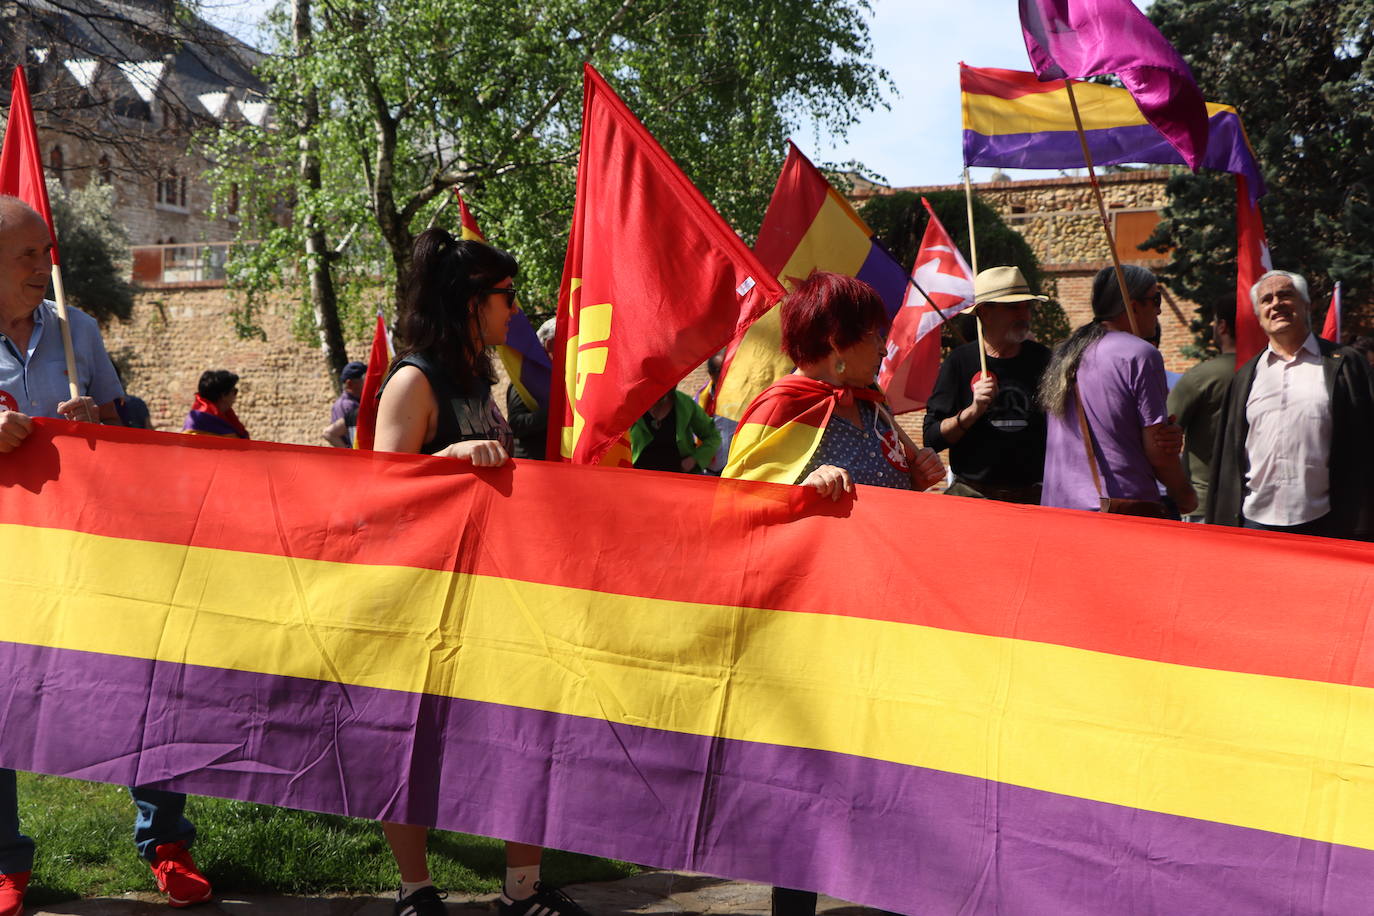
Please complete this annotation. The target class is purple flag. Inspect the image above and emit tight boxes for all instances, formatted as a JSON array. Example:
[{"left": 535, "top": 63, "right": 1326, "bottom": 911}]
[{"left": 1019, "top": 0, "right": 1209, "bottom": 170}]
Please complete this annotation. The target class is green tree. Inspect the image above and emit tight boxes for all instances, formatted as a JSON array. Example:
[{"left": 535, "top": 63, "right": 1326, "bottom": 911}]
[
  {"left": 861, "top": 189, "right": 1070, "bottom": 345},
  {"left": 208, "top": 0, "right": 892, "bottom": 374},
  {"left": 1143, "top": 0, "right": 1374, "bottom": 342},
  {"left": 47, "top": 179, "right": 134, "bottom": 324}
]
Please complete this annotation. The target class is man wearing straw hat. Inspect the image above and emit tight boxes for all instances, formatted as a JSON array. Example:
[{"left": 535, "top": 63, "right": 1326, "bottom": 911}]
[
  {"left": 0, "top": 196, "right": 213, "bottom": 913},
  {"left": 924, "top": 265, "right": 1051, "bottom": 504}
]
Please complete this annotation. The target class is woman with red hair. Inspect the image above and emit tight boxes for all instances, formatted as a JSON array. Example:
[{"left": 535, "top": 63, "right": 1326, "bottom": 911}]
[{"left": 723, "top": 270, "right": 944, "bottom": 497}]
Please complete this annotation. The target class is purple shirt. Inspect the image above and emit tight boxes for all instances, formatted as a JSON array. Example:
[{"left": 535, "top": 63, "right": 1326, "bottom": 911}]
[{"left": 1042, "top": 330, "right": 1169, "bottom": 510}]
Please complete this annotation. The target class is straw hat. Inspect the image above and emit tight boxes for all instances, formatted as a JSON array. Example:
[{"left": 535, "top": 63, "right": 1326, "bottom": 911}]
[{"left": 972, "top": 266, "right": 1048, "bottom": 308}]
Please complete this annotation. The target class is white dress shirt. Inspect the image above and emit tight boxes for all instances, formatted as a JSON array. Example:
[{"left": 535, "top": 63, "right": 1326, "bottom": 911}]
[{"left": 1243, "top": 333, "right": 1331, "bottom": 526}]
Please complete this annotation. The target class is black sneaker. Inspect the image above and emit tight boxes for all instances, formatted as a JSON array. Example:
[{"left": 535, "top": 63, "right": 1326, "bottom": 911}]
[
  {"left": 497, "top": 882, "right": 590, "bottom": 916},
  {"left": 396, "top": 885, "right": 448, "bottom": 916}
]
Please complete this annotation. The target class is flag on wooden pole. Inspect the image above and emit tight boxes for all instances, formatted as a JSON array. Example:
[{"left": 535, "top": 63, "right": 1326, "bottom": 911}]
[
  {"left": 879, "top": 199, "right": 973, "bottom": 413},
  {"left": 1, "top": 64, "right": 82, "bottom": 403},
  {"left": 0, "top": 66, "right": 59, "bottom": 261},
  {"left": 549, "top": 65, "right": 782, "bottom": 465}
]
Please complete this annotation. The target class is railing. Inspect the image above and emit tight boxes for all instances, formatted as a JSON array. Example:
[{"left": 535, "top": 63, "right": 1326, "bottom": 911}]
[{"left": 131, "top": 241, "right": 241, "bottom": 287}]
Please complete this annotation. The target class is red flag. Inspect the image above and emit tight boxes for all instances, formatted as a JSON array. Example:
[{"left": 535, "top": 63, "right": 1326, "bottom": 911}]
[
  {"left": 1234, "top": 174, "right": 1271, "bottom": 365},
  {"left": 878, "top": 199, "right": 974, "bottom": 413},
  {"left": 0, "top": 65, "right": 60, "bottom": 264},
  {"left": 1320, "top": 281, "right": 1342, "bottom": 344},
  {"left": 548, "top": 64, "right": 783, "bottom": 465},
  {"left": 353, "top": 312, "right": 392, "bottom": 451}
]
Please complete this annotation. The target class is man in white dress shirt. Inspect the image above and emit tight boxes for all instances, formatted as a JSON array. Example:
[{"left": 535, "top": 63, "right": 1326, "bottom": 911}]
[{"left": 1207, "top": 270, "right": 1374, "bottom": 539}]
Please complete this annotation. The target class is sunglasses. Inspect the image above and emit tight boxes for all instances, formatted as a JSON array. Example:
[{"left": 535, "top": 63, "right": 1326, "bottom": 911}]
[{"left": 480, "top": 287, "right": 519, "bottom": 305}]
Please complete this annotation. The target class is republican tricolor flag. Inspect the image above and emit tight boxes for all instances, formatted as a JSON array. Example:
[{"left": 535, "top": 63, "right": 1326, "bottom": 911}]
[
  {"left": 878, "top": 200, "right": 973, "bottom": 413},
  {"left": 712, "top": 143, "right": 908, "bottom": 423}
]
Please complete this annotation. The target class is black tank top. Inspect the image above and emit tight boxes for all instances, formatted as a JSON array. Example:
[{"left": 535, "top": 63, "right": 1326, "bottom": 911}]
[{"left": 381, "top": 352, "right": 513, "bottom": 456}]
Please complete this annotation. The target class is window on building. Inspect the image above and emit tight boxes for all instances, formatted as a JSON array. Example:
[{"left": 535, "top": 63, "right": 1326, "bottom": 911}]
[
  {"left": 156, "top": 169, "right": 188, "bottom": 209},
  {"left": 97, "top": 154, "right": 113, "bottom": 185},
  {"left": 227, "top": 183, "right": 239, "bottom": 217},
  {"left": 49, "top": 146, "right": 64, "bottom": 186},
  {"left": 1113, "top": 209, "right": 1166, "bottom": 261}
]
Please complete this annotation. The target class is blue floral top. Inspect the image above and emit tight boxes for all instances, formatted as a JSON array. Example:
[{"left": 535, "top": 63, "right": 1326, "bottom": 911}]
[{"left": 796, "top": 401, "right": 913, "bottom": 490}]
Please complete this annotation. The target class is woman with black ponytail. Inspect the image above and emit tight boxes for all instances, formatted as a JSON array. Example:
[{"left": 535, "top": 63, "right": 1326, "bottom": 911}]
[{"left": 373, "top": 228, "right": 588, "bottom": 916}]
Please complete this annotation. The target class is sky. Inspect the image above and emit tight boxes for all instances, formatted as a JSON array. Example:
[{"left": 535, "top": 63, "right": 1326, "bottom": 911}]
[
  {"left": 199, "top": 0, "right": 1150, "bottom": 189},
  {"left": 804, "top": 0, "right": 1151, "bottom": 188}
]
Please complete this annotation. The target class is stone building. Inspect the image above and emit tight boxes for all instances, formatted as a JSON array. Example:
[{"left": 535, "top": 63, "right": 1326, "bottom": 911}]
[{"left": 1, "top": 0, "right": 267, "bottom": 261}]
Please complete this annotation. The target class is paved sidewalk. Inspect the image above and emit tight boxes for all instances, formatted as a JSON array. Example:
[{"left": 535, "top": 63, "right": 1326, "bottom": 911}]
[{"left": 29, "top": 870, "right": 885, "bottom": 916}]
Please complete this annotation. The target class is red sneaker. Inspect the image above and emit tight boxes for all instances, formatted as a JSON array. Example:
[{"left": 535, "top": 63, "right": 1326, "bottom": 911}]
[
  {"left": 0, "top": 870, "right": 29, "bottom": 916},
  {"left": 149, "top": 843, "right": 212, "bottom": 908}
]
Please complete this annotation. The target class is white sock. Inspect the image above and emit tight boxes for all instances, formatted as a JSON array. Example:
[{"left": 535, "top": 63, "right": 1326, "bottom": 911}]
[
  {"left": 400, "top": 879, "right": 433, "bottom": 900},
  {"left": 504, "top": 865, "right": 539, "bottom": 901}
]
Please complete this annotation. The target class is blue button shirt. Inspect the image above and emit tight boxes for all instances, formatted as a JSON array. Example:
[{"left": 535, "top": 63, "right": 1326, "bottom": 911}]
[{"left": 0, "top": 300, "right": 123, "bottom": 419}]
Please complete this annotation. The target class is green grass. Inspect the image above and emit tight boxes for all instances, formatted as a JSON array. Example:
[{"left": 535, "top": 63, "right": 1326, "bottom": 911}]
[{"left": 17, "top": 773, "right": 640, "bottom": 906}]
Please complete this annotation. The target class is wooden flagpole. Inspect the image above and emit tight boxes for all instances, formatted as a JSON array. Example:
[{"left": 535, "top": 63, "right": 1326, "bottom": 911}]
[
  {"left": 1063, "top": 79, "right": 1140, "bottom": 337},
  {"left": 962, "top": 168, "right": 989, "bottom": 378},
  {"left": 49, "top": 266, "right": 89, "bottom": 418}
]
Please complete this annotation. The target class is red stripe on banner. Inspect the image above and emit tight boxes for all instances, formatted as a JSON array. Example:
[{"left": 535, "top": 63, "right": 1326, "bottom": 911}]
[
  {"left": 5, "top": 421, "right": 1374, "bottom": 690},
  {"left": 959, "top": 63, "right": 1064, "bottom": 100}
]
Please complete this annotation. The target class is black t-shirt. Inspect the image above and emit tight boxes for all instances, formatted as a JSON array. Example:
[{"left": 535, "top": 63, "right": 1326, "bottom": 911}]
[{"left": 923, "top": 340, "right": 1051, "bottom": 486}]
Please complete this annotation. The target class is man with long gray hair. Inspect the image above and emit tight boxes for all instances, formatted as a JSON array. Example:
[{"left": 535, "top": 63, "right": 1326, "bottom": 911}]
[
  {"left": 1038, "top": 265, "right": 1195, "bottom": 517},
  {"left": 1207, "top": 270, "right": 1374, "bottom": 539}
]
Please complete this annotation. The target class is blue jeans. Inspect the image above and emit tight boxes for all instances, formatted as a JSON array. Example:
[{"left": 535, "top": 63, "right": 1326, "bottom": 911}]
[{"left": 0, "top": 768, "right": 194, "bottom": 874}]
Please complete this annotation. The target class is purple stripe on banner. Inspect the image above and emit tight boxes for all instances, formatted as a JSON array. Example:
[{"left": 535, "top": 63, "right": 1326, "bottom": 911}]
[
  {"left": 964, "top": 112, "right": 1266, "bottom": 199},
  {"left": 854, "top": 242, "right": 908, "bottom": 319},
  {"left": 4, "top": 641, "right": 1373, "bottom": 914}
]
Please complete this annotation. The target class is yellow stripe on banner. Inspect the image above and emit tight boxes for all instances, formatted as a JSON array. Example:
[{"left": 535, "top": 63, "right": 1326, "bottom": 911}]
[
  {"left": 7, "top": 522, "right": 1374, "bottom": 852},
  {"left": 964, "top": 80, "right": 1235, "bottom": 135}
]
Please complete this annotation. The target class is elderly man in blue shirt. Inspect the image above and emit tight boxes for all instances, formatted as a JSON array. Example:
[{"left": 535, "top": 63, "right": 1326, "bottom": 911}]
[{"left": 0, "top": 196, "right": 213, "bottom": 913}]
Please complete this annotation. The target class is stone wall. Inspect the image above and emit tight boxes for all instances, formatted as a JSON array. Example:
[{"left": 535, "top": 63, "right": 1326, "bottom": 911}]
[
  {"left": 101, "top": 288, "right": 364, "bottom": 444},
  {"left": 101, "top": 287, "right": 711, "bottom": 448}
]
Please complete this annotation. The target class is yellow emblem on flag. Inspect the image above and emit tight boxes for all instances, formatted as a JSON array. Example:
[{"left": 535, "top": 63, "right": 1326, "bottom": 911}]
[{"left": 561, "top": 282, "right": 613, "bottom": 459}]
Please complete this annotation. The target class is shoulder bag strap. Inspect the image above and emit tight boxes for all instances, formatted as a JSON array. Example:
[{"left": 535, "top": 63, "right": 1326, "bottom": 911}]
[{"left": 1073, "top": 383, "right": 1106, "bottom": 501}]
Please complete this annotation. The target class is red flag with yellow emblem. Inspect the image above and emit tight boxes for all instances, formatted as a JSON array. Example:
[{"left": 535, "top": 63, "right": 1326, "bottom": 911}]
[{"left": 548, "top": 64, "right": 783, "bottom": 465}]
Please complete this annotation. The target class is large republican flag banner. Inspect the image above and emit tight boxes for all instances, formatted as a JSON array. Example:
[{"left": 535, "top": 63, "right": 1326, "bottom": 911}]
[
  {"left": 8, "top": 422, "right": 1374, "bottom": 913},
  {"left": 550, "top": 65, "right": 782, "bottom": 464}
]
